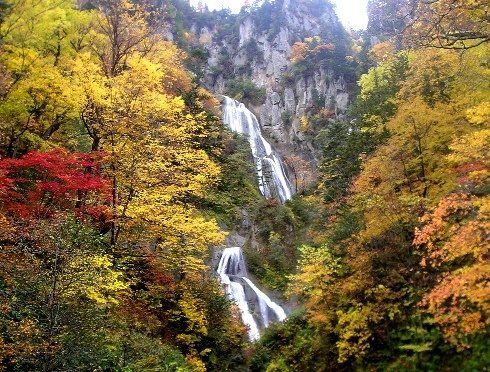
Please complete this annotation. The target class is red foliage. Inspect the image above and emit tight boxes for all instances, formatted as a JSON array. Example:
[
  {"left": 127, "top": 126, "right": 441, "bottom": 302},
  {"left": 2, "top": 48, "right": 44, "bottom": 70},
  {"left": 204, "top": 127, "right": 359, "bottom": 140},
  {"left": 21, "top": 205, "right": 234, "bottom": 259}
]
[
  {"left": 143, "top": 250, "right": 176, "bottom": 287},
  {"left": 0, "top": 149, "right": 110, "bottom": 220},
  {"left": 454, "top": 161, "right": 487, "bottom": 185}
]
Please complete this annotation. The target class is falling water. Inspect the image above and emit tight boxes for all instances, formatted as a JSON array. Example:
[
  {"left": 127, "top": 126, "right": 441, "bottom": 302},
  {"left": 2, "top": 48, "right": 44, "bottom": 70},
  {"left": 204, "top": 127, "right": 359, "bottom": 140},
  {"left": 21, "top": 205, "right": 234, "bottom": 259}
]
[
  {"left": 217, "top": 247, "right": 287, "bottom": 341},
  {"left": 218, "top": 97, "right": 289, "bottom": 340},
  {"left": 222, "top": 96, "right": 294, "bottom": 202}
]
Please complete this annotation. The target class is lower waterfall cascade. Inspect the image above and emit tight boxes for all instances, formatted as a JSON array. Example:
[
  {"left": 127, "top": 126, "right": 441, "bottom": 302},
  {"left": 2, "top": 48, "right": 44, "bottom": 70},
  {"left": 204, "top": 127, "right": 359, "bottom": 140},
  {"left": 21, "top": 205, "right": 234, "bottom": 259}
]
[
  {"left": 217, "top": 247, "right": 287, "bottom": 341},
  {"left": 221, "top": 96, "right": 294, "bottom": 203},
  {"left": 219, "top": 97, "right": 291, "bottom": 340}
]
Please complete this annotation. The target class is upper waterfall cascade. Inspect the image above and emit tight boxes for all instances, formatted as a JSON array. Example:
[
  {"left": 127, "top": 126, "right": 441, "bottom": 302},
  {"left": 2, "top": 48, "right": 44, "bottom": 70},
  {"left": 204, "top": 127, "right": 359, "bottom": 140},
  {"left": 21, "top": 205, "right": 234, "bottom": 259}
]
[
  {"left": 217, "top": 247, "right": 287, "bottom": 341},
  {"left": 222, "top": 96, "right": 294, "bottom": 202}
]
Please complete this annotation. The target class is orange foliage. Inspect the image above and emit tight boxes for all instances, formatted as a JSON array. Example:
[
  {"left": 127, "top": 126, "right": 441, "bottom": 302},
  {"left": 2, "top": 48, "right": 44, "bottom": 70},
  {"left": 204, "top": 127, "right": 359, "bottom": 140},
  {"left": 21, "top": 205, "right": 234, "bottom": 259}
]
[
  {"left": 368, "top": 40, "right": 396, "bottom": 63},
  {"left": 414, "top": 192, "right": 490, "bottom": 346},
  {"left": 290, "top": 39, "right": 335, "bottom": 64},
  {"left": 312, "top": 43, "right": 335, "bottom": 55},
  {"left": 290, "top": 42, "right": 309, "bottom": 63}
]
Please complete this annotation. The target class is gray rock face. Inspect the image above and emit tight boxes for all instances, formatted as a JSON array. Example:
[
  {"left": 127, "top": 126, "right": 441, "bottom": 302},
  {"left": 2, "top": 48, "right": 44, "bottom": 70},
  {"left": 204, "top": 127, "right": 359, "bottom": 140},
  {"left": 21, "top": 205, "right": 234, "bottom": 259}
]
[
  {"left": 190, "top": 0, "right": 351, "bottom": 161},
  {"left": 239, "top": 17, "right": 254, "bottom": 47}
]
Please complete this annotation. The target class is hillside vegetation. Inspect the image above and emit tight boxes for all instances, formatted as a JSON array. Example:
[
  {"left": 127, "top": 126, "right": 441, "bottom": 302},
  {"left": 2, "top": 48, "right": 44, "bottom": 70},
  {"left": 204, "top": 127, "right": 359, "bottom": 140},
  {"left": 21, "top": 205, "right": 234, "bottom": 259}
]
[{"left": 0, "top": 0, "right": 488, "bottom": 371}]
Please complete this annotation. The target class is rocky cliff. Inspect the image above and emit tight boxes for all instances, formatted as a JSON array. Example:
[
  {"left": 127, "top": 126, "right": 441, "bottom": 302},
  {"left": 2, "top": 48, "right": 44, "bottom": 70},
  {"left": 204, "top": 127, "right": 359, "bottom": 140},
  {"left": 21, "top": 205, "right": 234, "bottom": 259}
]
[{"left": 173, "top": 0, "right": 354, "bottom": 163}]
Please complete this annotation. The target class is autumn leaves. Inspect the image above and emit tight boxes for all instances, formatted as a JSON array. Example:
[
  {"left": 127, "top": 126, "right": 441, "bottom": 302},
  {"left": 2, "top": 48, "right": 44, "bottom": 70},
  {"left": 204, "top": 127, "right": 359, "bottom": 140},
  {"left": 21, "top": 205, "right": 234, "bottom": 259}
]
[{"left": 0, "top": 0, "right": 245, "bottom": 369}]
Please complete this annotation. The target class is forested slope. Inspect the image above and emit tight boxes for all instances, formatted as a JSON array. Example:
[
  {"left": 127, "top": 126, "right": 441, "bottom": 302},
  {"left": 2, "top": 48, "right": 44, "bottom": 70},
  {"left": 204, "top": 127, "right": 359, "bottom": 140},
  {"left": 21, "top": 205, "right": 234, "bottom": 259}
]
[
  {"left": 251, "top": 1, "right": 489, "bottom": 370},
  {"left": 0, "top": 1, "right": 251, "bottom": 370},
  {"left": 0, "top": 0, "right": 488, "bottom": 371}
]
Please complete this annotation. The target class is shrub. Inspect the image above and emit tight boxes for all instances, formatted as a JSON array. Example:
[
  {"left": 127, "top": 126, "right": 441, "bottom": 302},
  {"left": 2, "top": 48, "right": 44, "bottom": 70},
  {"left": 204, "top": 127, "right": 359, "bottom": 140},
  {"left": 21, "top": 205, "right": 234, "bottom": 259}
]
[{"left": 225, "top": 78, "right": 266, "bottom": 105}]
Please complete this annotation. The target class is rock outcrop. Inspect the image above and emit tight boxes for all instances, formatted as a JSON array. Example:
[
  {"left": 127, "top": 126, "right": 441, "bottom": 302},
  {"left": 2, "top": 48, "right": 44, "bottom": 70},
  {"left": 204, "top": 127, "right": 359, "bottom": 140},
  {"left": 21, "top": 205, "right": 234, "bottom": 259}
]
[{"left": 183, "top": 0, "right": 353, "bottom": 163}]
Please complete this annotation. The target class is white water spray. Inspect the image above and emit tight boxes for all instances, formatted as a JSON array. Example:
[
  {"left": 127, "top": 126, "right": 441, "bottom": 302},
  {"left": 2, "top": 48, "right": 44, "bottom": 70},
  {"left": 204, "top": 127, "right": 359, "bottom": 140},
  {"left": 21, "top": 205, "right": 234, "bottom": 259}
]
[
  {"left": 222, "top": 96, "right": 294, "bottom": 202},
  {"left": 217, "top": 247, "right": 287, "bottom": 341}
]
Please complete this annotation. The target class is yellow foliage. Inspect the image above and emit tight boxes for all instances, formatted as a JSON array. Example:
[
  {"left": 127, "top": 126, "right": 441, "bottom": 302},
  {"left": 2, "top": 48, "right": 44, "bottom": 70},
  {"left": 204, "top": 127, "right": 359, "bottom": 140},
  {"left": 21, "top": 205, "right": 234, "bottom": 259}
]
[
  {"left": 65, "top": 254, "right": 128, "bottom": 305},
  {"left": 354, "top": 47, "right": 488, "bottom": 241},
  {"left": 448, "top": 129, "right": 490, "bottom": 165},
  {"left": 289, "top": 245, "right": 342, "bottom": 328},
  {"left": 185, "top": 355, "right": 207, "bottom": 372},
  {"left": 336, "top": 305, "right": 381, "bottom": 363},
  {"left": 178, "top": 292, "right": 208, "bottom": 336},
  {"left": 0, "top": 0, "right": 233, "bottom": 368},
  {"left": 299, "top": 115, "right": 310, "bottom": 133},
  {"left": 368, "top": 40, "right": 396, "bottom": 63},
  {"left": 65, "top": 4, "right": 226, "bottom": 263}
]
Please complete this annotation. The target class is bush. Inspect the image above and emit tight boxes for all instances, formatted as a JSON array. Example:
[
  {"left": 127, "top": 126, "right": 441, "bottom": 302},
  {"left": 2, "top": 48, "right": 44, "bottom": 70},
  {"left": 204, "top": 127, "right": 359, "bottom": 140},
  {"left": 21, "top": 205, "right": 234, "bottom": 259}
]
[{"left": 225, "top": 78, "right": 266, "bottom": 106}]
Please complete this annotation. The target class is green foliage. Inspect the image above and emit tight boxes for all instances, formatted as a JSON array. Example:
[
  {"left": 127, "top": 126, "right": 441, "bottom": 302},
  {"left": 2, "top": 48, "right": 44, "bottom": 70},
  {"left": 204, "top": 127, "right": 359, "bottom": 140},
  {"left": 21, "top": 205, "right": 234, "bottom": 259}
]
[
  {"left": 314, "top": 53, "right": 409, "bottom": 203},
  {"left": 244, "top": 196, "right": 316, "bottom": 292},
  {"left": 352, "top": 53, "right": 409, "bottom": 129},
  {"left": 114, "top": 334, "right": 190, "bottom": 371},
  {"left": 0, "top": 215, "right": 128, "bottom": 370},
  {"left": 281, "top": 111, "right": 293, "bottom": 126},
  {"left": 225, "top": 78, "right": 266, "bottom": 106},
  {"left": 245, "top": 0, "right": 286, "bottom": 40},
  {"left": 250, "top": 311, "right": 337, "bottom": 372},
  {"left": 202, "top": 132, "right": 263, "bottom": 227},
  {"left": 316, "top": 120, "right": 371, "bottom": 202},
  {"left": 243, "top": 40, "right": 264, "bottom": 64}
]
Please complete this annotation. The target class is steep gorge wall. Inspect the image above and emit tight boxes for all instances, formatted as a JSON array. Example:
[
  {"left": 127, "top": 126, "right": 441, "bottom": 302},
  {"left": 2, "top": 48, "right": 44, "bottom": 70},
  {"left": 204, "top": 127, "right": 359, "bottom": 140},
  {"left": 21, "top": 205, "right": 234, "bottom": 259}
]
[{"left": 181, "top": 0, "right": 354, "bottom": 163}]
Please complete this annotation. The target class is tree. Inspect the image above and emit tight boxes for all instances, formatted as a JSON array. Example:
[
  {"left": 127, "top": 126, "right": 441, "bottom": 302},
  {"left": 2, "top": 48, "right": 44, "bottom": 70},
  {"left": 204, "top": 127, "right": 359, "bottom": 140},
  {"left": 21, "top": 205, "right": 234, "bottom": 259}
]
[
  {"left": 414, "top": 127, "right": 489, "bottom": 348},
  {"left": 368, "top": 0, "right": 489, "bottom": 50},
  {"left": 0, "top": 0, "right": 89, "bottom": 156},
  {"left": 287, "top": 36, "right": 488, "bottom": 369},
  {"left": 405, "top": 0, "right": 490, "bottom": 50},
  {"left": 0, "top": 215, "right": 127, "bottom": 370},
  {"left": 315, "top": 53, "right": 408, "bottom": 203},
  {"left": 367, "top": 0, "right": 410, "bottom": 39},
  {"left": 289, "top": 36, "right": 352, "bottom": 77},
  {"left": 0, "top": 0, "right": 246, "bottom": 368},
  {"left": 415, "top": 193, "right": 489, "bottom": 347},
  {"left": 0, "top": 149, "right": 108, "bottom": 220}
]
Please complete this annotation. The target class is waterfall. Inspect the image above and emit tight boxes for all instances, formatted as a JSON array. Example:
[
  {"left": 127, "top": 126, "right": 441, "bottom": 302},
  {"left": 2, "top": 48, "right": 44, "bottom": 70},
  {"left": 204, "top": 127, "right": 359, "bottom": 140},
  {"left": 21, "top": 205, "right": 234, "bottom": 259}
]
[
  {"left": 217, "top": 247, "right": 287, "bottom": 341},
  {"left": 218, "top": 97, "right": 289, "bottom": 340},
  {"left": 222, "top": 96, "right": 294, "bottom": 202}
]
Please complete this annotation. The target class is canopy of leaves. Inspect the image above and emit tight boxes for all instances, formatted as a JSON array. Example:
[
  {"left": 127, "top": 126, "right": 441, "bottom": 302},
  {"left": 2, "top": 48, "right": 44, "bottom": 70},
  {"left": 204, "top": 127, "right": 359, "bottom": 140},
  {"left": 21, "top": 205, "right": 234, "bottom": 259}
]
[
  {"left": 0, "top": 0, "right": 248, "bottom": 369},
  {"left": 262, "top": 6, "right": 489, "bottom": 370}
]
